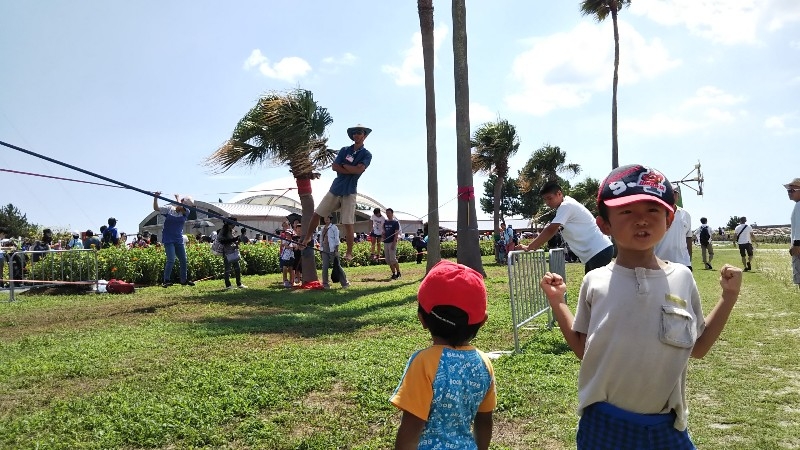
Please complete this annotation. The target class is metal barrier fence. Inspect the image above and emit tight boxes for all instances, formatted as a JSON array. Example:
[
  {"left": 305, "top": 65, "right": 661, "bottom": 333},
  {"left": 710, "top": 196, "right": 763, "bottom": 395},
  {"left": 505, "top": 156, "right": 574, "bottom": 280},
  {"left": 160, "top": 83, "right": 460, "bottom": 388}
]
[
  {"left": 1, "top": 248, "right": 99, "bottom": 302},
  {"left": 507, "top": 248, "right": 567, "bottom": 353}
]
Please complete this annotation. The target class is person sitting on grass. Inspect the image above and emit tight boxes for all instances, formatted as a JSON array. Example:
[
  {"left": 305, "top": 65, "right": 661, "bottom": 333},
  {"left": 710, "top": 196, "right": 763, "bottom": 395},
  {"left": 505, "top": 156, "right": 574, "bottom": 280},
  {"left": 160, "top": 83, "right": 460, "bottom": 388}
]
[
  {"left": 540, "top": 164, "right": 742, "bottom": 449},
  {"left": 390, "top": 260, "right": 495, "bottom": 450}
]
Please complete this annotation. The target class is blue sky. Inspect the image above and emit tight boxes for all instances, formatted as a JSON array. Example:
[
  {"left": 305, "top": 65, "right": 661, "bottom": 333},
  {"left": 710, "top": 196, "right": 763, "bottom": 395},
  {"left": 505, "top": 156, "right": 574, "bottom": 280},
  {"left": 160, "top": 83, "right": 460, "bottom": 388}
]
[{"left": 1, "top": 0, "right": 799, "bottom": 237}]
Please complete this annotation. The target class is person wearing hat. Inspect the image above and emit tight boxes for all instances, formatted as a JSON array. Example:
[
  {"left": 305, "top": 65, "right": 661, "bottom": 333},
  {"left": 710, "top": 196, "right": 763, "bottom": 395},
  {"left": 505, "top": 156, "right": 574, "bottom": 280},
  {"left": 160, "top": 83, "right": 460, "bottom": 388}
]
[
  {"left": 390, "top": 260, "right": 495, "bottom": 449},
  {"left": 540, "top": 164, "right": 742, "bottom": 449},
  {"left": 102, "top": 217, "right": 120, "bottom": 248},
  {"left": 301, "top": 124, "right": 373, "bottom": 260},
  {"left": 785, "top": 177, "right": 800, "bottom": 287},
  {"left": 66, "top": 231, "right": 83, "bottom": 250},
  {"left": 153, "top": 192, "right": 195, "bottom": 287}
]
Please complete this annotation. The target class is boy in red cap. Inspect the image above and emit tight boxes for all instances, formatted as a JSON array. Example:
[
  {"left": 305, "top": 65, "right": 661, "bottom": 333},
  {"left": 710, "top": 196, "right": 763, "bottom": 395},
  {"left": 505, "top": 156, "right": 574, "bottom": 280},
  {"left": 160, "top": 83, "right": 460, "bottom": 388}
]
[
  {"left": 540, "top": 164, "right": 742, "bottom": 449},
  {"left": 390, "top": 260, "right": 495, "bottom": 450}
]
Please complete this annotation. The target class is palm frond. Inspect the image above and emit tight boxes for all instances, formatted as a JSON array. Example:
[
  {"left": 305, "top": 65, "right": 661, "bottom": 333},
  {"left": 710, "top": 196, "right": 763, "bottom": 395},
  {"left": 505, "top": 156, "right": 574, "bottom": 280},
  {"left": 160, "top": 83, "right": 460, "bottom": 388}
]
[{"left": 204, "top": 88, "right": 334, "bottom": 177}]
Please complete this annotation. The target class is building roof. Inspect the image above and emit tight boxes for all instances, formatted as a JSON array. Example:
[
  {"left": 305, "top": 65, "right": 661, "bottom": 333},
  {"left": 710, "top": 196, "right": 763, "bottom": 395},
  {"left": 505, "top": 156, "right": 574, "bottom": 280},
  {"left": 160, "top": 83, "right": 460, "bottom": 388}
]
[{"left": 439, "top": 218, "right": 533, "bottom": 234}]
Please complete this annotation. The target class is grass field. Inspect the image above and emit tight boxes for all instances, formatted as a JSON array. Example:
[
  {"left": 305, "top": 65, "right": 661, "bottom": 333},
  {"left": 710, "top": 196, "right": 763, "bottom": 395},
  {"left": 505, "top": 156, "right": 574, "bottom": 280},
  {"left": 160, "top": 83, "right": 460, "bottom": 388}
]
[{"left": 1, "top": 244, "right": 798, "bottom": 449}]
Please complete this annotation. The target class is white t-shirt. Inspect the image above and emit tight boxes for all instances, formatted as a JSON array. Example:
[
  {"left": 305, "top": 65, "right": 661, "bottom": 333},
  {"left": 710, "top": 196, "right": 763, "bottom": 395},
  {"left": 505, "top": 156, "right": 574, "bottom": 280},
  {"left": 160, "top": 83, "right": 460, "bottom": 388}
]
[
  {"left": 573, "top": 262, "right": 705, "bottom": 431},
  {"left": 551, "top": 196, "right": 612, "bottom": 263},
  {"left": 654, "top": 207, "right": 692, "bottom": 267},
  {"left": 792, "top": 202, "right": 800, "bottom": 241},
  {"left": 733, "top": 223, "right": 753, "bottom": 244},
  {"left": 371, "top": 214, "right": 385, "bottom": 235}
]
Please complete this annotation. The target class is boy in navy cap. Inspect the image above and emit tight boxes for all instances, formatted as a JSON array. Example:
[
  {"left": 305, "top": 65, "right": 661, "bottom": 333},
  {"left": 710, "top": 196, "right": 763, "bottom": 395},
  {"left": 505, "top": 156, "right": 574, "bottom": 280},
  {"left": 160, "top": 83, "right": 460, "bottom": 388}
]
[
  {"left": 390, "top": 260, "right": 495, "bottom": 450},
  {"left": 540, "top": 164, "right": 742, "bottom": 449}
]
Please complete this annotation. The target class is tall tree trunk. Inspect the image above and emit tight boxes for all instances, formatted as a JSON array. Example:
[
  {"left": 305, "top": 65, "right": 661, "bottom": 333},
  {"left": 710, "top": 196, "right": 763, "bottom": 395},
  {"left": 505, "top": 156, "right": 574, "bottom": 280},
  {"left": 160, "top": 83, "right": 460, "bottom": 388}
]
[
  {"left": 492, "top": 177, "right": 503, "bottom": 234},
  {"left": 296, "top": 178, "right": 319, "bottom": 284},
  {"left": 492, "top": 177, "right": 503, "bottom": 261},
  {"left": 418, "top": 0, "right": 441, "bottom": 270},
  {"left": 451, "top": 0, "right": 484, "bottom": 275},
  {"left": 611, "top": 7, "right": 620, "bottom": 169}
]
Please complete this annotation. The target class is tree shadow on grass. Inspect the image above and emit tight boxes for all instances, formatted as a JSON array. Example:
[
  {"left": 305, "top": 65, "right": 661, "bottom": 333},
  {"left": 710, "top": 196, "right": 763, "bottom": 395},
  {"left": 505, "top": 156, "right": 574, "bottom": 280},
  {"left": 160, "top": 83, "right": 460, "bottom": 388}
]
[{"left": 186, "top": 282, "right": 420, "bottom": 339}]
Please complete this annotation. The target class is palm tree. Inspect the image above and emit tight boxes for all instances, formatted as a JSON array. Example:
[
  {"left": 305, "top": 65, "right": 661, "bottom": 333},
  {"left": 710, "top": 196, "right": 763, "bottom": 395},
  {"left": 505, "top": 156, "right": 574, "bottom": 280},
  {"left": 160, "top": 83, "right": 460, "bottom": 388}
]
[
  {"left": 417, "top": 0, "right": 442, "bottom": 269},
  {"left": 580, "top": 0, "right": 631, "bottom": 169},
  {"left": 471, "top": 118, "right": 521, "bottom": 235},
  {"left": 205, "top": 88, "right": 336, "bottom": 285},
  {"left": 451, "top": 0, "right": 484, "bottom": 274},
  {"left": 518, "top": 144, "right": 581, "bottom": 226}
]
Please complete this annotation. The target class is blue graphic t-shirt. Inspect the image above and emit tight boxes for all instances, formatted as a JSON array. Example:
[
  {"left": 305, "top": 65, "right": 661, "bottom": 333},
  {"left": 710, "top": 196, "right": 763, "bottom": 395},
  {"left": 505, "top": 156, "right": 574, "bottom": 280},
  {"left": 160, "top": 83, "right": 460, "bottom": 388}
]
[{"left": 390, "top": 345, "right": 496, "bottom": 450}]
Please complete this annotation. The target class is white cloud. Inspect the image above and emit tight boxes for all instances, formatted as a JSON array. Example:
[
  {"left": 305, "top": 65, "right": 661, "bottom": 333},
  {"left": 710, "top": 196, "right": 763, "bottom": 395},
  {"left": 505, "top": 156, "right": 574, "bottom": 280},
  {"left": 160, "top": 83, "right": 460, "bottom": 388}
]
[
  {"left": 382, "top": 23, "right": 448, "bottom": 86},
  {"left": 444, "top": 102, "right": 497, "bottom": 129},
  {"left": 765, "top": 115, "right": 786, "bottom": 129},
  {"left": 620, "top": 113, "right": 703, "bottom": 135},
  {"left": 505, "top": 21, "right": 681, "bottom": 116},
  {"left": 320, "top": 52, "right": 357, "bottom": 74},
  {"left": 680, "top": 86, "right": 746, "bottom": 109},
  {"left": 242, "top": 49, "right": 311, "bottom": 83},
  {"left": 630, "top": 0, "right": 800, "bottom": 45},
  {"left": 322, "top": 52, "right": 357, "bottom": 66},
  {"left": 622, "top": 86, "right": 745, "bottom": 135},
  {"left": 764, "top": 113, "right": 800, "bottom": 135}
]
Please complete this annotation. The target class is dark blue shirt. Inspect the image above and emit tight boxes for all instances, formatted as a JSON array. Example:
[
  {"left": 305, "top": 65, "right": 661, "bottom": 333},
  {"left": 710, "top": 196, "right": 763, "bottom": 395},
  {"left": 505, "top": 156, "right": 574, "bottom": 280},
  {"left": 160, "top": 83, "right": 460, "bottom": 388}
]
[
  {"left": 382, "top": 219, "right": 401, "bottom": 244},
  {"left": 329, "top": 145, "right": 372, "bottom": 196}
]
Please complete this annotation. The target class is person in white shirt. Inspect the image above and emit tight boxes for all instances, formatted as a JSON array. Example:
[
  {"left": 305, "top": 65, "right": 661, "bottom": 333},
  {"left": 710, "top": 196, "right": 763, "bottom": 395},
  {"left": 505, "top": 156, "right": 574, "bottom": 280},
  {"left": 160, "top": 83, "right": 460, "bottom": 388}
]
[
  {"left": 655, "top": 186, "right": 693, "bottom": 270},
  {"left": 733, "top": 216, "right": 755, "bottom": 271},
  {"left": 320, "top": 215, "right": 349, "bottom": 289},
  {"left": 369, "top": 208, "right": 385, "bottom": 261},
  {"left": 517, "top": 181, "right": 614, "bottom": 274},
  {"left": 786, "top": 177, "right": 800, "bottom": 286}
]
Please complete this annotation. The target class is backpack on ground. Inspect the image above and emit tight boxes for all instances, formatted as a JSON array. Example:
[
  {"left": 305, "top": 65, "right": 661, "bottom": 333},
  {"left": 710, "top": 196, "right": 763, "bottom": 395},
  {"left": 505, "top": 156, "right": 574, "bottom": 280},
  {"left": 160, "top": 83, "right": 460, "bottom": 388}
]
[
  {"left": 699, "top": 225, "right": 711, "bottom": 245},
  {"left": 106, "top": 279, "right": 135, "bottom": 294}
]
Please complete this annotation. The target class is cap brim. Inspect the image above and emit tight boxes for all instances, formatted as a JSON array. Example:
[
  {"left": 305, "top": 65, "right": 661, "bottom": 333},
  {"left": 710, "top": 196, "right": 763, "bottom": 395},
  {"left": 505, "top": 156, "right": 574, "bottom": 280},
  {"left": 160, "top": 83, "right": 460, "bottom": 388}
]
[
  {"left": 603, "top": 194, "right": 675, "bottom": 213},
  {"left": 784, "top": 184, "right": 800, "bottom": 189}
]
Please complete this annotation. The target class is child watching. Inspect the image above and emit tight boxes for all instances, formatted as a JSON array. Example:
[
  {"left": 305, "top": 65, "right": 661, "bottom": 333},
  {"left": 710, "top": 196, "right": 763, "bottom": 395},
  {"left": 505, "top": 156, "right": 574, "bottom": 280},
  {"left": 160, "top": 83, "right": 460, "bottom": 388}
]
[
  {"left": 540, "top": 164, "right": 742, "bottom": 449},
  {"left": 279, "top": 235, "right": 296, "bottom": 288},
  {"left": 390, "top": 260, "right": 495, "bottom": 450}
]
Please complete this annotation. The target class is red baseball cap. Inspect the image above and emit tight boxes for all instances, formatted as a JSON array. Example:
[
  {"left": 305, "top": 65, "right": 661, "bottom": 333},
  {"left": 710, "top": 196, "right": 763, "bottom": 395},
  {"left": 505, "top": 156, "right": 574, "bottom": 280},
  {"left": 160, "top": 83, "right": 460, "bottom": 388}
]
[
  {"left": 598, "top": 164, "right": 676, "bottom": 218},
  {"left": 418, "top": 260, "right": 487, "bottom": 325}
]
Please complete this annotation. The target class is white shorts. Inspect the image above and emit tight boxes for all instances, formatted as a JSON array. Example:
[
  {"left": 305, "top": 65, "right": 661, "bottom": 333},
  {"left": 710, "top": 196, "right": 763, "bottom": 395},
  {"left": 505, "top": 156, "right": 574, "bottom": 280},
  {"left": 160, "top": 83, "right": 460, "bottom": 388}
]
[{"left": 315, "top": 192, "right": 357, "bottom": 225}]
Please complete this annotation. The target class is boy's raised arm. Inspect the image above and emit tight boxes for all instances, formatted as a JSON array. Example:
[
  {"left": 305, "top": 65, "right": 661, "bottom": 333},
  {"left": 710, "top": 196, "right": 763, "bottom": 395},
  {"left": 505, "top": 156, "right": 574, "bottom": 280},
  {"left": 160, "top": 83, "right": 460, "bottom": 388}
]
[{"left": 540, "top": 272, "right": 586, "bottom": 359}]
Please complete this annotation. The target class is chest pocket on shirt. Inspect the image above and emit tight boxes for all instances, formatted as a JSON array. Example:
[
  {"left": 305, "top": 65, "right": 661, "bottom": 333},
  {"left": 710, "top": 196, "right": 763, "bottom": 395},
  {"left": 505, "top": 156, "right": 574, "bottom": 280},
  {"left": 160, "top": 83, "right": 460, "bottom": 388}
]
[{"left": 659, "top": 305, "right": 697, "bottom": 349}]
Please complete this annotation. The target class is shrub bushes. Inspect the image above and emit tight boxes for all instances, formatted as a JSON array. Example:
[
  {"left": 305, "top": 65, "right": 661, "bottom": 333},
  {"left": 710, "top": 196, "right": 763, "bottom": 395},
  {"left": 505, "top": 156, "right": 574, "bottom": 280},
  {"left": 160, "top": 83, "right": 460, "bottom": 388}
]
[{"left": 20, "top": 240, "right": 497, "bottom": 285}]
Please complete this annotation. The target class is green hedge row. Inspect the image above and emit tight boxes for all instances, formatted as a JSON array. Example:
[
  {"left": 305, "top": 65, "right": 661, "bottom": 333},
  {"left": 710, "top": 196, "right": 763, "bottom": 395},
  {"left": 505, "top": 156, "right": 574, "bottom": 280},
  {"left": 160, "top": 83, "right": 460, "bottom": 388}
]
[{"left": 22, "top": 240, "right": 496, "bottom": 285}]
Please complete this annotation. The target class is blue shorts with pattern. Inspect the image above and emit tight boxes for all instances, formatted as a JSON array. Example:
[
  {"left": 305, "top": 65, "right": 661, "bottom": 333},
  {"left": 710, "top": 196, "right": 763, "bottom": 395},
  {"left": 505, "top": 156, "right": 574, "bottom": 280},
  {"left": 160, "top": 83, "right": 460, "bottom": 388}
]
[{"left": 577, "top": 402, "right": 695, "bottom": 450}]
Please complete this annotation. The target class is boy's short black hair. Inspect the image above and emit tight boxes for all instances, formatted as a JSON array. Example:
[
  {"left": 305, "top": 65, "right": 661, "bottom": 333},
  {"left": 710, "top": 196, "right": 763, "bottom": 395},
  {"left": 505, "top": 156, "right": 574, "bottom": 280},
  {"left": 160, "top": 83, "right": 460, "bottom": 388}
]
[
  {"left": 740, "top": 216, "right": 747, "bottom": 223},
  {"left": 418, "top": 304, "right": 482, "bottom": 347},
  {"left": 539, "top": 181, "right": 562, "bottom": 196},
  {"left": 700, "top": 217, "right": 708, "bottom": 224}
]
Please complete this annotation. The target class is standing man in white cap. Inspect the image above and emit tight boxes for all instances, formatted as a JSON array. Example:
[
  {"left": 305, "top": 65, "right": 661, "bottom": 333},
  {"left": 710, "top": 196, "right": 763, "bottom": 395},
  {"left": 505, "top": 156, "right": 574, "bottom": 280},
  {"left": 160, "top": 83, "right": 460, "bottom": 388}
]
[
  {"left": 786, "top": 177, "right": 800, "bottom": 287},
  {"left": 302, "top": 124, "right": 373, "bottom": 260}
]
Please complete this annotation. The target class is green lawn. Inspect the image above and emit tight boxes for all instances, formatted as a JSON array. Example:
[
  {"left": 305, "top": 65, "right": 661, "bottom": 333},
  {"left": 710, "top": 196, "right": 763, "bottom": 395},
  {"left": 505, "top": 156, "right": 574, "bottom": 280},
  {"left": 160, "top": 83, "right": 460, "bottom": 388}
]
[{"left": 1, "top": 245, "right": 798, "bottom": 449}]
